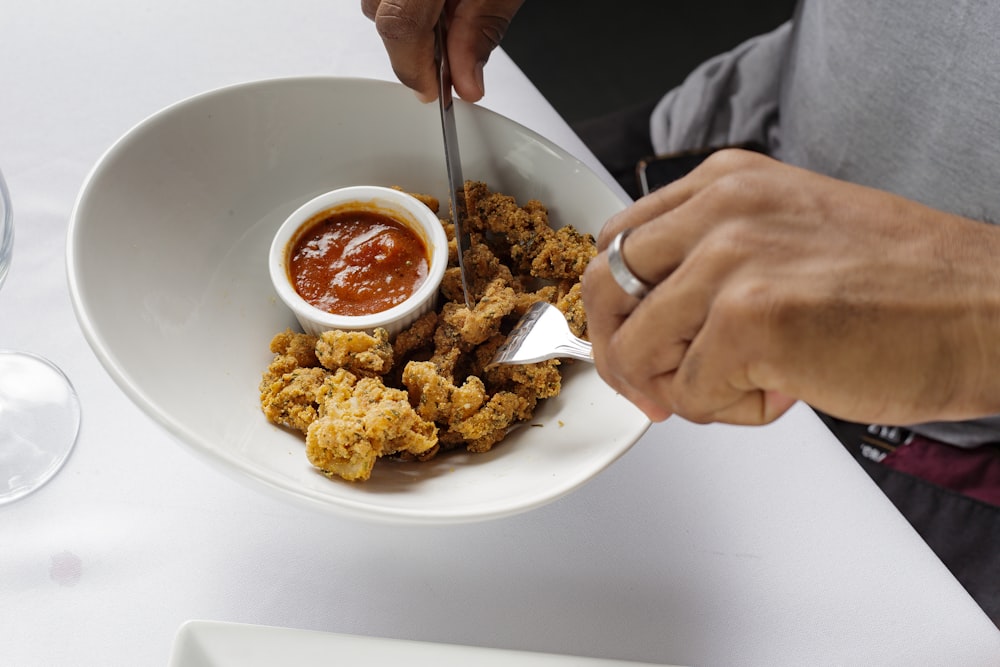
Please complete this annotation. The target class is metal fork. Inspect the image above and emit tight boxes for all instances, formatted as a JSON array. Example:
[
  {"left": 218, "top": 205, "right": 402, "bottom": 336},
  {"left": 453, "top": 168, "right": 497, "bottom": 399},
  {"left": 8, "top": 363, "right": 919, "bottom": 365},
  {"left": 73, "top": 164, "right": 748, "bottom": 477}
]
[{"left": 490, "top": 301, "right": 593, "bottom": 365}]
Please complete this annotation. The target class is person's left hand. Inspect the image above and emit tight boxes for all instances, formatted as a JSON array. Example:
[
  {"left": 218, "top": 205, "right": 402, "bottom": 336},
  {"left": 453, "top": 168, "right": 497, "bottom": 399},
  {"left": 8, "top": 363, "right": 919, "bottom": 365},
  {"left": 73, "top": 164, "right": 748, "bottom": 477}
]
[
  {"left": 361, "top": 0, "right": 524, "bottom": 103},
  {"left": 581, "top": 149, "right": 1000, "bottom": 427}
]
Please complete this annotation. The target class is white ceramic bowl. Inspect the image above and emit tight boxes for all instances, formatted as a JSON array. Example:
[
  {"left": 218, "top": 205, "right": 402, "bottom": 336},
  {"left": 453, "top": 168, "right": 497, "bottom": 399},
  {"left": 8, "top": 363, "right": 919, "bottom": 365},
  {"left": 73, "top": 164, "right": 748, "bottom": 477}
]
[
  {"left": 67, "top": 77, "right": 649, "bottom": 524},
  {"left": 269, "top": 185, "right": 448, "bottom": 337}
]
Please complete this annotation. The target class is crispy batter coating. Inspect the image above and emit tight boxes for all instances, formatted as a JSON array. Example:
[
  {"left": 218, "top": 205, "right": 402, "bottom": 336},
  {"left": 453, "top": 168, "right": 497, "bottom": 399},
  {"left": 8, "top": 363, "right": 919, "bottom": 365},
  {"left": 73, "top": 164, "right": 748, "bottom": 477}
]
[
  {"left": 466, "top": 181, "right": 549, "bottom": 247},
  {"left": 269, "top": 329, "right": 320, "bottom": 367},
  {"left": 402, "top": 361, "right": 522, "bottom": 452},
  {"left": 259, "top": 362, "right": 332, "bottom": 434},
  {"left": 316, "top": 328, "right": 393, "bottom": 377},
  {"left": 305, "top": 368, "right": 437, "bottom": 482},
  {"left": 259, "top": 181, "right": 596, "bottom": 480},
  {"left": 393, "top": 311, "right": 437, "bottom": 360},
  {"left": 392, "top": 186, "right": 440, "bottom": 214},
  {"left": 555, "top": 282, "right": 588, "bottom": 338},
  {"left": 440, "top": 279, "right": 516, "bottom": 346},
  {"left": 530, "top": 225, "right": 596, "bottom": 281},
  {"left": 402, "top": 361, "right": 485, "bottom": 422},
  {"left": 458, "top": 391, "right": 531, "bottom": 453}
]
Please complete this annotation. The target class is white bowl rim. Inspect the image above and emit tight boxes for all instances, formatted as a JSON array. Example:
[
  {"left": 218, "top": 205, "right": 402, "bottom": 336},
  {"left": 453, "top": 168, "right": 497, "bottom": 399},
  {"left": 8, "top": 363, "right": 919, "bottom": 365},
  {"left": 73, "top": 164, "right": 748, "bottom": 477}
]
[{"left": 65, "top": 76, "right": 651, "bottom": 524}]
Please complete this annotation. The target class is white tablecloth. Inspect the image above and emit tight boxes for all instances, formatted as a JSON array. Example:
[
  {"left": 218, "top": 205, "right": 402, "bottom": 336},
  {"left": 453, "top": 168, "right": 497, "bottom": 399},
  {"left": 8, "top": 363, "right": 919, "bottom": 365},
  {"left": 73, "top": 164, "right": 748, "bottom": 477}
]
[{"left": 1, "top": 2, "right": 997, "bottom": 665}]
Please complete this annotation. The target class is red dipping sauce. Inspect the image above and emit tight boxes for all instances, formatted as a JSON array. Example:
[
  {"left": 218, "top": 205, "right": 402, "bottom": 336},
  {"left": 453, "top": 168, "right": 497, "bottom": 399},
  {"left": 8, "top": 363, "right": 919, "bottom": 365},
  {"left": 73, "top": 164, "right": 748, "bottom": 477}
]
[{"left": 287, "top": 207, "right": 430, "bottom": 316}]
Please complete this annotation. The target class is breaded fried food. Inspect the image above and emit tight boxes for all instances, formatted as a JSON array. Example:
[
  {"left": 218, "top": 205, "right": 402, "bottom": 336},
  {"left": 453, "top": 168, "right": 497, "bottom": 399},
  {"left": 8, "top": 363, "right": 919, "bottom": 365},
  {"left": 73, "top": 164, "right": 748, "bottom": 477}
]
[
  {"left": 393, "top": 311, "right": 437, "bottom": 360},
  {"left": 392, "top": 186, "right": 440, "bottom": 214},
  {"left": 316, "top": 328, "right": 393, "bottom": 377},
  {"left": 440, "top": 240, "right": 517, "bottom": 304},
  {"left": 259, "top": 330, "right": 329, "bottom": 432},
  {"left": 457, "top": 391, "right": 531, "bottom": 453},
  {"left": 530, "top": 225, "right": 596, "bottom": 281},
  {"left": 306, "top": 368, "right": 437, "bottom": 482},
  {"left": 259, "top": 181, "right": 596, "bottom": 481},
  {"left": 269, "top": 329, "right": 320, "bottom": 368},
  {"left": 403, "top": 360, "right": 486, "bottom": 423},
  {"left": 440, "top": 279, "right": 516, "bottom": 346},
  {"left": 465, "top": 180, "right": 549, "bottom": 247},
  {"left": 259, "top": 362, "right": 332, "bottom": 434},
  {"left": 464, "top": 181, "right": 594, "bottom": 281},
  {"left": 402, "top": 361, "right": 522, "bottom": 453},
  {"left": 555, "top": 282, "right": 588, "bottom": 337}
]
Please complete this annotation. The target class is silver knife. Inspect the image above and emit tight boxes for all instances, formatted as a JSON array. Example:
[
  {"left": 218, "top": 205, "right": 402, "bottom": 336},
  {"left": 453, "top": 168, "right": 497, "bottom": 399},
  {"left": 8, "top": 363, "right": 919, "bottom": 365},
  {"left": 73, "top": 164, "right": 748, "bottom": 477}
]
[{"left": 435, "top": 15, "right": 475, "bottom": 309}]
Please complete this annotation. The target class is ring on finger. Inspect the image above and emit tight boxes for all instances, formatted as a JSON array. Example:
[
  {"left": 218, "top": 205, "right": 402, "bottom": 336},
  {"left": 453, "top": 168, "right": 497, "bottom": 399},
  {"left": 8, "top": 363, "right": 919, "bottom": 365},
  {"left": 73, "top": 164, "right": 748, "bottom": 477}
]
[{"left": 607, "top": 228, "right": 652, "bottom": 300}]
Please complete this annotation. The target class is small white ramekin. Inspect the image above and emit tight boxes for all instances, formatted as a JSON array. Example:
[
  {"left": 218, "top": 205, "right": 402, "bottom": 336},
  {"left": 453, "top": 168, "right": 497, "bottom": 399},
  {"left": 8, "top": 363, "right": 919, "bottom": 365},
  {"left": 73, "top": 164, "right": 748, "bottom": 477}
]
[{"left": 269, "top": 185, "right": 448, "bottom": 338}]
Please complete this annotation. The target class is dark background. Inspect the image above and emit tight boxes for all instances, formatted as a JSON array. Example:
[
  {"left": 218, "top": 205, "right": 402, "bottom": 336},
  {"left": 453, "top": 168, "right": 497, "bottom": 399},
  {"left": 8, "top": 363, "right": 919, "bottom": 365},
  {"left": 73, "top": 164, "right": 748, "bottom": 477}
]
[{"left": 503, "top": 1, "right": 798, "bottom": 124}]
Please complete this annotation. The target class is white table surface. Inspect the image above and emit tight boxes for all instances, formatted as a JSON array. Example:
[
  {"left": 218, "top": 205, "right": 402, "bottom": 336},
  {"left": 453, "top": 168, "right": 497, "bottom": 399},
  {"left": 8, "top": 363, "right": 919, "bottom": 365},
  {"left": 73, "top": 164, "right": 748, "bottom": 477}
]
[{"left": 1, "top": 2, "right": 997, "bottom": 665}]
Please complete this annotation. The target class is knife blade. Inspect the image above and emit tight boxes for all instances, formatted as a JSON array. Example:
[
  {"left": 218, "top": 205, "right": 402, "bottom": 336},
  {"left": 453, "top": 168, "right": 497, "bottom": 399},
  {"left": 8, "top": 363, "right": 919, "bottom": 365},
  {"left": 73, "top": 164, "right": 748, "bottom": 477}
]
[{"left": 435, "top": 15, "right": 475, "bottom": 309}]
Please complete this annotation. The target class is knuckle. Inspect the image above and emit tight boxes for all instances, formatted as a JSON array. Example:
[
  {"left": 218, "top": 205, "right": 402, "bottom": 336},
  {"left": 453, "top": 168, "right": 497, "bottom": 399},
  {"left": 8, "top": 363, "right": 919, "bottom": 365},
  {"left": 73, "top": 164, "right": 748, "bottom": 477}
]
[
  {"left": 706, "top": 170, "right": 760, "bottom": 205},
  {"left": 714, "top": 277, "right": 776, "bottom": 329},
  {"left": 711, "top": 278, "right": 806, "bottom": 364},
  {"left": 596, "top": 217, "right": 623, "bottom": 249},
  {"left": 606, "top": 328, "right": 653, "bottom": 390},
  {"left": 679, "top": 410, "right": 715, "bottom": 425},
  {"left": 698, "top": 153, "right": 774, "bottom": 209},
  {"left": 668, "top": 356, "right": 701, "bottom": 410},
  {"left": 375, "top": 14, "right": 422, "bottom": 42},
  {"left": 389, "top": 63, "right": 424, "bottom": 88},
  {"left": 701, "top": 146, "right": 766, "bottom": 173},
  {"left": 580, "top": 255, "right": 609, "bottom": 301},
  {"left": 604, "top": 327, "right": 631, "bottom": 371},
  {"left": 580, "top": 257, "right": 599, "bottom": 294},
  {"left": 667, "top": 386, "right": 713, "bottom": 424},
  {"left": 372, "top": 1, "right": 436, "bottom": 42},
  {"left": 360, "top": 0, "right": 379, "bottom": 20},
  {"left": 689, "top": 221, "right": 756, "bottom": 270},
  {"left": 476, "top": 15, "right": 511, "bottom": 49}
]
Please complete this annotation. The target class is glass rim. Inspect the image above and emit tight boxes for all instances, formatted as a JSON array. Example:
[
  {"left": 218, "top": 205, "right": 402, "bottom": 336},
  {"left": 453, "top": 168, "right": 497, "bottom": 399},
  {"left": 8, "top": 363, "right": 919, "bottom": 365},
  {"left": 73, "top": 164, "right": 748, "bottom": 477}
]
[{"left": 0, "top": 169, "right": 13, "bottom": 284}]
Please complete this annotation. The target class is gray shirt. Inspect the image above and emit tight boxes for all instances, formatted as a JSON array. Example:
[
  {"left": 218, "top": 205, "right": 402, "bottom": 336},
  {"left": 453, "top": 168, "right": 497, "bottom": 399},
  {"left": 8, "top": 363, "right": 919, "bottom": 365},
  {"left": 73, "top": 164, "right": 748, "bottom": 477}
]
[{"left": 649, "top": 0, "right": 1000, "bottom": 446}]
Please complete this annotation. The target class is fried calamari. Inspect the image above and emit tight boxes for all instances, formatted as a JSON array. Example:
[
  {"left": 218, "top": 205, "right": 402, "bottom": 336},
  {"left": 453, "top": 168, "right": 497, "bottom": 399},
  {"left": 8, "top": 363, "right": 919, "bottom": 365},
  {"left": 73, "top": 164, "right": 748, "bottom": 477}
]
[
  {"left": 259, "top": 182, "right": 594, "bottom": 481},
  {"left": 306, "top": 368, "right": 438, "bottom": 482}
]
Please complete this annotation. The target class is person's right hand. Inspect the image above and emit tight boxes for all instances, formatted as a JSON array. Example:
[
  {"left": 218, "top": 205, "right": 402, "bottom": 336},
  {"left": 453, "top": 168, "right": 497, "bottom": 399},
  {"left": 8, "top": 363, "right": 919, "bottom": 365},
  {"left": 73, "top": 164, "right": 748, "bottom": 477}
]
[
  {"left": 361, "top": 0, "right": 525, "bottom": 103},
  {"left": 581, "top": 149, "right": 1000, "bottom": 428}
]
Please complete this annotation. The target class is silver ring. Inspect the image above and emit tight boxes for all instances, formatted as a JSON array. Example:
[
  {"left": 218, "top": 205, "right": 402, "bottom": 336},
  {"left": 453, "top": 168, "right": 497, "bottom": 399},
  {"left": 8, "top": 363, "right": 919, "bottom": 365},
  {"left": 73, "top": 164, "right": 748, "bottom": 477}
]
[{"left": 607, "top": 228, "right": 651, "bottom": 299}]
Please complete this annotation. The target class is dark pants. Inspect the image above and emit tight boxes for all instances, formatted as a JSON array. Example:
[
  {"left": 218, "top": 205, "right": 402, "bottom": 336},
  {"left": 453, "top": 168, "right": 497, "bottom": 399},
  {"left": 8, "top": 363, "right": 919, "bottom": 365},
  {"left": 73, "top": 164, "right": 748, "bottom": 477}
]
[
  {"left": 818, "top": 413, "right": 1000, "bottom": 626},
  {"left": 572, "top": 104, "right": 1000, "bottom": 625}
]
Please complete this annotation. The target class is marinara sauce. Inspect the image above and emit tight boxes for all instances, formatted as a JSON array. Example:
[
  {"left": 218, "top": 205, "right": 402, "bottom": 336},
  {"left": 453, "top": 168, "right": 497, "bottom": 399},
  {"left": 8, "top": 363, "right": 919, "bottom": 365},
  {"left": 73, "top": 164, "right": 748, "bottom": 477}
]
[{"left": 288, "top": 207, "right": 430, "bottom": 316}]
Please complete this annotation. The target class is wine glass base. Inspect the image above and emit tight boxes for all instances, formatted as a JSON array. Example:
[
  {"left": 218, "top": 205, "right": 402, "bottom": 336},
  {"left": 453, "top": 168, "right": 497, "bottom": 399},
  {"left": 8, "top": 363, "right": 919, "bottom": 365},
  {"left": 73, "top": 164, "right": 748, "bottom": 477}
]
[{"left": 0, "top": 350, "right": 81, "bottom": 505}]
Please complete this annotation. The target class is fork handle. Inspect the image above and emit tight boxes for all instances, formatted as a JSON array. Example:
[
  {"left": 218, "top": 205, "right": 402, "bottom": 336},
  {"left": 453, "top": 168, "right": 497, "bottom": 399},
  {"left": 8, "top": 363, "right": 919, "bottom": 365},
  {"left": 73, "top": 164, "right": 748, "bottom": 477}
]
[{"left": 555, "top": 338, "right": 593, "bottom": 363}]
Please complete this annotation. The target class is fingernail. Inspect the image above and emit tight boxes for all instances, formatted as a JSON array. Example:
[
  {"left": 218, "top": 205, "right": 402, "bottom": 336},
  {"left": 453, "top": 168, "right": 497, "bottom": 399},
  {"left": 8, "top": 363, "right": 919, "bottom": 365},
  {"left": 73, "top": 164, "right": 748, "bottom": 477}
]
[{"left": 474, "top": 61, "right": 486, "bottom": 98}]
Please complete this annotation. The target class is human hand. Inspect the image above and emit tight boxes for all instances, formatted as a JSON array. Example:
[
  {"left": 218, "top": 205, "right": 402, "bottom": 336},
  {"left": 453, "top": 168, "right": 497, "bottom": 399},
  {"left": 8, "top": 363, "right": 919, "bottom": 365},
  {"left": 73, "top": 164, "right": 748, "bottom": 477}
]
[
  {"left": 581, "top": 149, "right": 1000, "bottom": 426},
  {"left": 361, "top": 0, "right": 525, "bottom": 103}
]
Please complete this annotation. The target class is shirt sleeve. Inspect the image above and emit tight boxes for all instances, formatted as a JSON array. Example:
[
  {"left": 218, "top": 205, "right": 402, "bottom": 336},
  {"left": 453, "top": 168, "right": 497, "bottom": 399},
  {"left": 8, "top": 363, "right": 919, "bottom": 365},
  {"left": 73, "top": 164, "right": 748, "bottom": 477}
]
[{"left": 649, "top": 21, "right": 792, "bottom": 156}]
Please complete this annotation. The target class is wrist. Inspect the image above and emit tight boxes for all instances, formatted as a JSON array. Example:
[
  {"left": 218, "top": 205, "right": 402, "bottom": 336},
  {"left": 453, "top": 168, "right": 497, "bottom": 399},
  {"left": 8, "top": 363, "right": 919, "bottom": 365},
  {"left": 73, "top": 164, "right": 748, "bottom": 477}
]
[{"left": 935, "top": 216, "right": 1000, "bottom": 419}]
